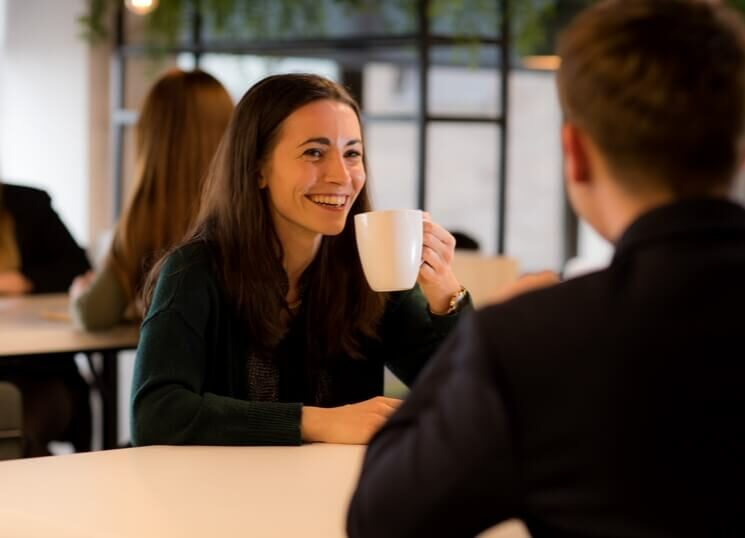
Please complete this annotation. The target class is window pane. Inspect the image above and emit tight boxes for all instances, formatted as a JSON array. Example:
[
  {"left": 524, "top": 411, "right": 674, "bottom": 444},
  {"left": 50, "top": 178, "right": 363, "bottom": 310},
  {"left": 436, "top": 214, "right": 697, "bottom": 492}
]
[
  {"left": 427, "top": 123, "right": 499, "bottom": 254},
  {"left": 505, "top": 70, "right": 564, "bottom": 271},
  {"left": 429, "top": 64, "right": 501, "bottom": 118},
  {"left": 363, "top": 63, "right": 417, "bottom": 116},
  {"left": 364, "top": 122, "right": 418, "bottom": 211},
  {"left": 177, "top": 53, "right": 339, "bottom": 100}
]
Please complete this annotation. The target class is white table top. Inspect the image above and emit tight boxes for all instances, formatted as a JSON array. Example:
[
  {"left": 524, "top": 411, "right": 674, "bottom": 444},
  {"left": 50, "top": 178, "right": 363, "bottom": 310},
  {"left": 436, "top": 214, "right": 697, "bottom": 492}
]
[
  {"left": 0, "top": 293, "right": 138, "bottom": 356},
  {"left": 0, "top": 444, "right": 530, "bottom": 538},
  {"left": 0, "top": 444, "right": 363, "bottom": 538}
]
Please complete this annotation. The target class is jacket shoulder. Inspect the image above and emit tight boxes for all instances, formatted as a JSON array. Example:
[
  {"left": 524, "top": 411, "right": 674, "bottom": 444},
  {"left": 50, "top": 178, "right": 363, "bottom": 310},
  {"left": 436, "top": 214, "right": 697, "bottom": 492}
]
[{"left": 2, "top": 183, "right": 51, "bottom": 210}]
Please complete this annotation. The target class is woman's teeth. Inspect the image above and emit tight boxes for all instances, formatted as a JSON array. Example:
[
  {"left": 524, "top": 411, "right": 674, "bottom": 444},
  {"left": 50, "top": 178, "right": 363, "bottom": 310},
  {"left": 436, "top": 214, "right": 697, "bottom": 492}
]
[{"left": 308, "top": 195, "right": 346, "bottom": 207}]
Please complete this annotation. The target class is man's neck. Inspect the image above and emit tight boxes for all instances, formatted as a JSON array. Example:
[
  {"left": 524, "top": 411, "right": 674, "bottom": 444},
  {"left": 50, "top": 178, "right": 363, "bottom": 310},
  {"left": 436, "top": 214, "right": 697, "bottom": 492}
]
[{"left": 600, "top": 184, "right": 676, "bottom": 243}]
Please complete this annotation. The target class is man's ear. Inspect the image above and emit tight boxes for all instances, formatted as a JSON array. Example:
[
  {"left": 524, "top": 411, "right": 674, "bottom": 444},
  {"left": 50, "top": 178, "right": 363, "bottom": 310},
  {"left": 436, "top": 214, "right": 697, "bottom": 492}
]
[{"left": 562, "top": 122, "right": 591, "bottom": 186}]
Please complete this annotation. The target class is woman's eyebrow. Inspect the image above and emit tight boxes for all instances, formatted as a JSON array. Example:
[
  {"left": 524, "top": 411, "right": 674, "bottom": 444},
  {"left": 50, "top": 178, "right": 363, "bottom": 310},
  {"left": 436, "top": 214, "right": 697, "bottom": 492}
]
[
  {"left": 297, "top": 137, "right": 330, "bottom": 147},
  {"left": 297, "top": 137, "right": 362, "bottom": 147}
]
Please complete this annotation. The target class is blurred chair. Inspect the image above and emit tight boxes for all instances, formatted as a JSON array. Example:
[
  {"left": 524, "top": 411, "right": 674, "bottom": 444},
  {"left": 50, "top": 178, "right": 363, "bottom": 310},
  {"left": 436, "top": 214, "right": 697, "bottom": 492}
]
[
  {"left": 451, "top": 230, "right": 481, "bottom": 251},
  {"left": 451, "top": 253, "right": 520, "bottom": 308},
  {"left": 0, "top": 381, "right": 23, "bottom": 460}
]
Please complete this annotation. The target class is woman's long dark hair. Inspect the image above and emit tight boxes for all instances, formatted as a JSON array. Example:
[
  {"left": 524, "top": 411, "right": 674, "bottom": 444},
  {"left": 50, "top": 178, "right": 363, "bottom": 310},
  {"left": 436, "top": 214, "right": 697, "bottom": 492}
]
[{"left": 144, "top": 73, "right": 386, "bottom": 361}]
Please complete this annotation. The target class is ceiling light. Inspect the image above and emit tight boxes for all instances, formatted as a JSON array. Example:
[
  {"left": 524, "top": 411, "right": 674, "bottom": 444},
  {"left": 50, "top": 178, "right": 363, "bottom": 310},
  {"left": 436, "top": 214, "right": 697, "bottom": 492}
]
[{"left": 124, "top": 0, "right": 159, "bottom": 16}]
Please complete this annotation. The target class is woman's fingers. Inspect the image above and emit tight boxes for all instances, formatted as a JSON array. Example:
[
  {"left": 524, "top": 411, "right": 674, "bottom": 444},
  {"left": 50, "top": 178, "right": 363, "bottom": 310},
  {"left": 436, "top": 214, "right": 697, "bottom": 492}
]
[
  {"left": 421, "top": 245, "right": 446, "bottom": 276},
  {"left": 416, "top": 214, "right": 463, "bottom": 313},
  {"left": 424, "top": 220, "right": 455, "bottom": 249},
  {"left": 377, "top": 397, "right": 403, "bottom": 413}
]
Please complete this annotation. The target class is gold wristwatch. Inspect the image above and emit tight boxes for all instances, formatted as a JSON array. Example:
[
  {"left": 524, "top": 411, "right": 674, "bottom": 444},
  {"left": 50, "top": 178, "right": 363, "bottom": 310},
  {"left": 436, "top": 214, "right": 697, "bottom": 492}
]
[{"left": 432, "top": 286, "right": 468, "bottom": 316}]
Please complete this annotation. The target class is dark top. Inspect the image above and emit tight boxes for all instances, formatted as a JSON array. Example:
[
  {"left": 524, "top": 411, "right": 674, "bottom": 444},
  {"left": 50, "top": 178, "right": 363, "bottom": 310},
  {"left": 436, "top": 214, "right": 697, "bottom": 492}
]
[
  {"left": 348, "top": 198, "right": 745, "bottom": 538},
  {"left": 131, "top": 241, "right": 468, "bottom": 446},
  {"left": 1, "top": 183, "right": 90, "bottom": 293}
]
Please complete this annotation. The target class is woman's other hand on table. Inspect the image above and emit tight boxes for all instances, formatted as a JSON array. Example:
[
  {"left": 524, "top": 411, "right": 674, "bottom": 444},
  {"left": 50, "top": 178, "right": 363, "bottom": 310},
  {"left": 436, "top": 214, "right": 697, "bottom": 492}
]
[{"left": 301, "top": 396, "right": 403, "bottom": 444}]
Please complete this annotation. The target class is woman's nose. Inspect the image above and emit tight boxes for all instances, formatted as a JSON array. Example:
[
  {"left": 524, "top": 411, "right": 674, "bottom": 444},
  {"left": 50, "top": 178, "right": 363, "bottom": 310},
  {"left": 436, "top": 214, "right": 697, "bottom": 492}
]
[{"left": 324, "top": 152, "right": 352, "bottom": 185}]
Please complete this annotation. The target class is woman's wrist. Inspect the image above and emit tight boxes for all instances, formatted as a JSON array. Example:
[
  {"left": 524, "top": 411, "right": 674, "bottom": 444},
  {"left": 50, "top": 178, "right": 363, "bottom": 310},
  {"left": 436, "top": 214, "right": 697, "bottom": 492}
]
[
  {"left": 428, "top": 285, "right": 468, "bottom": 316},
  {"left": 301, "top": 405, "right": 326, "bottom": 443},
  {"left": 425, "top": 279, "right": 464, "bottom": 315}
]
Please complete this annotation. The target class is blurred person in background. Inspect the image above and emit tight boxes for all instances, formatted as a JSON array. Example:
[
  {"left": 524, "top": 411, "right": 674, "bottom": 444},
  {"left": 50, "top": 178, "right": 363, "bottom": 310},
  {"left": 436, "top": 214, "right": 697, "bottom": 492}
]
[
  {"left": 348, "top": 1, "right": 745, "bottom": 536},
  {"left": 70, "top": 69, "right": 233, "bottom": 331},
  {"left": 0, "top": 180, "right": 91, "bottom": 456}
]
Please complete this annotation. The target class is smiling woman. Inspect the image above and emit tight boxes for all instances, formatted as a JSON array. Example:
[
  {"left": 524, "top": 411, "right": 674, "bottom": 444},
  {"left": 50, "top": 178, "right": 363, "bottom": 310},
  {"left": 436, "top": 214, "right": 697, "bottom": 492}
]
[{"left": 130, "top": 73, "right": 470, "bottom": 447}]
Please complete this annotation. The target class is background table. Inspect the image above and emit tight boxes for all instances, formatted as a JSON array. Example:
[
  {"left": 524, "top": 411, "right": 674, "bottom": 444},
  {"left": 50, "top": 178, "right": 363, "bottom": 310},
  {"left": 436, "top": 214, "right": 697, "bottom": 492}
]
[
  {"left": 0, "top": 294, "right": 138, "bottom": 449},
  {"left": 0, "top": 444, "right": 530, "bottom": 537}
]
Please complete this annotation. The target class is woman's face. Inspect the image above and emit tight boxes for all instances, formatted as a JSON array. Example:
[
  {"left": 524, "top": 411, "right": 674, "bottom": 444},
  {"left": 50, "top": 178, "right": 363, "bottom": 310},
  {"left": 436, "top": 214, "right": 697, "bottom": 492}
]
[{"left": 260, "top": 99, "right": 366, "bottom": 244}]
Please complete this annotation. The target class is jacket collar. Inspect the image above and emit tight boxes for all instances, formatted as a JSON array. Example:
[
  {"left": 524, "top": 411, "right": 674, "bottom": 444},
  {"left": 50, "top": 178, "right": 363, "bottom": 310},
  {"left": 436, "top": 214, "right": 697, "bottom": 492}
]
[{"left": 612, "top": 197, "right": 745, "bottom": 261}]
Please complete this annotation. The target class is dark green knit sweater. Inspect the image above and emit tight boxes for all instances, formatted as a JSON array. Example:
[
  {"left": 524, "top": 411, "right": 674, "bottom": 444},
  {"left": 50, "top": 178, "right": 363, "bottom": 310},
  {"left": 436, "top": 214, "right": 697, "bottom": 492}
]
[{"left": 131, "top": 243, "right": 468, "bottom": 446}]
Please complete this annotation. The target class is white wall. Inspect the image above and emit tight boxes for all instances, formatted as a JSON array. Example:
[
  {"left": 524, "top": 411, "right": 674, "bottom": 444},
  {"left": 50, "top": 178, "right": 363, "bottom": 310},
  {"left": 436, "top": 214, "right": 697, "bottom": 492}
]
[
  {"left": 0, "top": 0, "right": 5, "bottom": 46},
  {"left": 0, "top": 0, "right": 6, "bottom": 159},
  {"left": 0, "top": 0, "right": 89, "bottom": 245}
]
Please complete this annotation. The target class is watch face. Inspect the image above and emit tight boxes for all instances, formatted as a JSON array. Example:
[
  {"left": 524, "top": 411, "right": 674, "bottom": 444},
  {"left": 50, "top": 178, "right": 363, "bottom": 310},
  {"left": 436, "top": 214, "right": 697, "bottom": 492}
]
[{"left": 448, "top": 287, "right": 467, "bottom": 314}]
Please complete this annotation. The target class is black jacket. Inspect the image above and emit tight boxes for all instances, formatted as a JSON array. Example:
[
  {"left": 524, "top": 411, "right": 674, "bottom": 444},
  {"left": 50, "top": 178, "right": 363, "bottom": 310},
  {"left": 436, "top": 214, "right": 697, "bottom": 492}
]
[
  {"left": 2, "top": 183, "right": 90, "bottom": 293},
  {"left": 348, "top": 198, "right": 745, "bottom": 538}
]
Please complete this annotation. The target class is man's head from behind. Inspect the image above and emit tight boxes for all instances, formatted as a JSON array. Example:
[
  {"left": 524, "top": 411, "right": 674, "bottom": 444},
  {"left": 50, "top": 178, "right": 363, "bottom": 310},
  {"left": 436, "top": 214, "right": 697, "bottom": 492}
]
[{"left": 557, "top": 0, "right": 745, "bottom": 239}]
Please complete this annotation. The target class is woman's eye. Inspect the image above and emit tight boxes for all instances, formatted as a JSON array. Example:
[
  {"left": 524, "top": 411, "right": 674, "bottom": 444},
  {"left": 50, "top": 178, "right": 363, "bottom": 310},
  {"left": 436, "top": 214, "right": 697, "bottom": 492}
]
[
  {"left": 304, "top": 148, "right": 323, "bottom": 158},
  {"left": 345, "top": 149, "right": 362, "bottom": 159}
]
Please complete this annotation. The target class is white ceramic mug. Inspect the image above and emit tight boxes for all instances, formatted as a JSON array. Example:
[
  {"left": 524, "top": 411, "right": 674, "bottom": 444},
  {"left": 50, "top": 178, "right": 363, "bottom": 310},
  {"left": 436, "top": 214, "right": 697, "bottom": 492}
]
[{"left": 354, "top": 209, "right": 423, "bottom": 292}]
